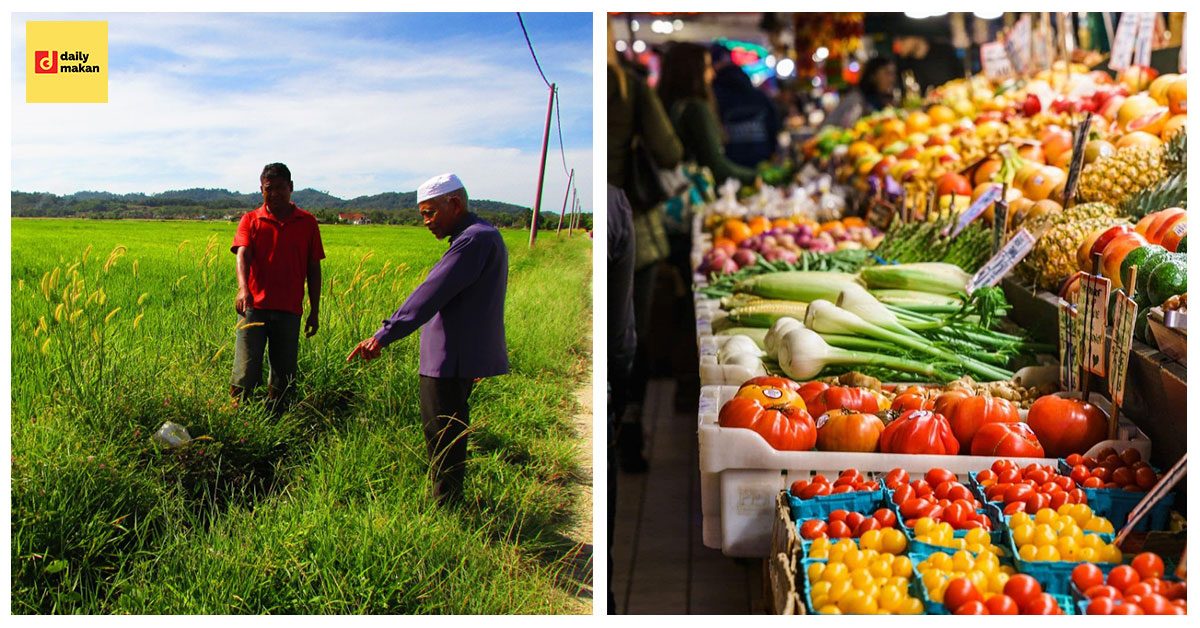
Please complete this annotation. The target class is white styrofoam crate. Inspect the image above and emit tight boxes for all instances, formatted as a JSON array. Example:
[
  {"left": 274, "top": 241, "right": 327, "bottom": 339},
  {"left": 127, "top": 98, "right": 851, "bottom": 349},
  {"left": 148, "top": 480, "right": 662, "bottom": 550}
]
[{"left": 697, "top": 384, "right": 1152, "bottom": 558}]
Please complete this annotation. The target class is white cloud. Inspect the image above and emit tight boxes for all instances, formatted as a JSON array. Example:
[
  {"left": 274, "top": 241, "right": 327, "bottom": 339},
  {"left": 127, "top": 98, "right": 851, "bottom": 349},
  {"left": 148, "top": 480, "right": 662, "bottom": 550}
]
[{"left": 11, "top": 13, "right": 593, "bottom": 210}]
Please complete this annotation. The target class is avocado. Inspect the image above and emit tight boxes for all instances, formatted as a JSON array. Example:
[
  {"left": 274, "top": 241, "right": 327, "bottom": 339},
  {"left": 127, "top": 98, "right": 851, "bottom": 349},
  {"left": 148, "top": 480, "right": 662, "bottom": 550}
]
[
  {"left": 1146, "top": 254, "right": 1187, "bottom": 306},
  {"left": 1128, "top": 246, "right": 1172, "bottom": 300},
  {"left": 1135, "top": 307, "right": 1156, "bottom": 347}
]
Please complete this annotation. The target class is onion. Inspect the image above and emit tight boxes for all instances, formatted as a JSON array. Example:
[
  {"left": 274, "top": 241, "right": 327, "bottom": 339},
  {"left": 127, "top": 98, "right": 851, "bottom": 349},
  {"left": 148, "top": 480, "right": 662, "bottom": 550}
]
[{"left": 732, "top": 249, "right": 757, "bottom": 268}]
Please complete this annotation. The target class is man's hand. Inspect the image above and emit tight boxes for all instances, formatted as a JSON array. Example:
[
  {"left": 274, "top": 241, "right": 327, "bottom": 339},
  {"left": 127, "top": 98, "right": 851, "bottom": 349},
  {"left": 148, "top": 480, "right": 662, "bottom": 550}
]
[
  {"left": 305, "top": 312, "right": 320, "bottom": 337},
  {"left": 235, "top": 287, "right": 252, "bottom": 315},
  {"left": 347, "top": 336, "right": 383, "bottom": 363}
]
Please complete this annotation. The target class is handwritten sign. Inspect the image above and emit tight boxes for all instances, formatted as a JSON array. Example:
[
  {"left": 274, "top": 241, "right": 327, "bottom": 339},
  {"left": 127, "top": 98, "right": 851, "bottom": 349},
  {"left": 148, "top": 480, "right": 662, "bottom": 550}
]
[
  {"left": 1005, "top": 15, "right": 1033, "bottom": 75},
  {"left": 980, "top": 42, "right": 1014, "bottom": 80},
  {"left": 1062, "top": 113, "right": 1094, "bottom": 208},
  {"left": 1110, "top": 12, "right": 1144, "bottom": 71},
  {"left": 1032, "top": 14, "right": 1054, "bottom": 71},
  {"left": 1058, "top": 299, "right": 1079, "bottom": 392},
  {"left": 1081, "top": 274, "right": 1111, "bottom": 377},
  {"left": 968, "top": 229, "right": 1036, "bottom": 293},
  {"left": 944, "top": 183, "right": 1001, "bottom": 237},
  {"left": 1134, "top": 12, "right": 1156, "bottom": 67},
  {"left": 1109, "top": 291, "right": 1138, "bottom": 406}
]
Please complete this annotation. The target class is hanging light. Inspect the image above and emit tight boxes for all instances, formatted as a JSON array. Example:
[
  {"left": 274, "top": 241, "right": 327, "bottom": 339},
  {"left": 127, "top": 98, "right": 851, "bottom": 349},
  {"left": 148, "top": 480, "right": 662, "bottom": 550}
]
[
  {"left": 813, "top": 46, "right": 829, "bottom": 62},
  {"left": 673, "top": 19, "right": 683, "bottom": 30},
  {"left": 615, "top": 40, "right": 628, "bottom": 53},
  {"left": 974, "top": 11, "right": 1003, "bottom": 20},
  {"left": 776, "top": 58, "right": 796, "bottom": 78},
  {"left": 765, "top": 54, "right": 777, "bottom": 68},
  {"left": 632, "top": 40, "right": 646, "bottom": 54},
  {"left": 630, "top": 20, "right": 640, "bottom": 32}
]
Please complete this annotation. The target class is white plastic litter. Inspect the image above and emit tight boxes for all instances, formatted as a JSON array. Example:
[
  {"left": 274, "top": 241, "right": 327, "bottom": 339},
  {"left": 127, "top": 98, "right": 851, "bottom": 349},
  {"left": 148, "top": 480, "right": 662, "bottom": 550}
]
[{"left": 152, "top": 421, "right": 192, "bottom": 448}]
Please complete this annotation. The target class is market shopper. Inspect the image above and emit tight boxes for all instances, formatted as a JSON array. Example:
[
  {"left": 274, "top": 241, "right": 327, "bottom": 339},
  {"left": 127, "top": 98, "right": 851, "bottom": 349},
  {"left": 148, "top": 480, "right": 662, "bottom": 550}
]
[
  {"left": 346, "top": 173, "right": 508, "bottom": 506},
  {"left": 230, "top": 162, "right": 324, "bottom": 414},
  {"left": 823, "top": 55, "right": 898, "bottom": 129},
  {"left": 609, "top": 23, "right": 684, "bottom": 473},
  {"left": 710, "top": 44, "right": 781, "bottom": 169},
  {"left": 658, "top": 42, "right": 759, "bottom": 189}
]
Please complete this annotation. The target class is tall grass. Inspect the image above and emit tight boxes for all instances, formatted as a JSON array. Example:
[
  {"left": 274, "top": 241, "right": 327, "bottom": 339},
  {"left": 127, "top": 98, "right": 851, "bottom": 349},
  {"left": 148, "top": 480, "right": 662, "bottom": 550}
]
[{"left": 10, "top": 218, "right": 593, "bottom": 614}]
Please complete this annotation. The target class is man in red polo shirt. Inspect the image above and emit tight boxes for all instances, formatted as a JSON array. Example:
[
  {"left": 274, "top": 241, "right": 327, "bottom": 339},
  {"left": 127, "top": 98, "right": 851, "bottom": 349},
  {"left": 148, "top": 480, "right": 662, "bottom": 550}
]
[{"left": 230, "top": 162, "right": 324, "bottom": 412}]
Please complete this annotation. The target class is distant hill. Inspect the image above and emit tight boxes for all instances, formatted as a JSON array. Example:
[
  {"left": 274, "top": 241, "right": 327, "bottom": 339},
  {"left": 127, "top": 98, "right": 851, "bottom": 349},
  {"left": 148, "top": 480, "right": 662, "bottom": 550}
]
[{"left": 10, "top": 188, "right": 592, "bottom": 230}]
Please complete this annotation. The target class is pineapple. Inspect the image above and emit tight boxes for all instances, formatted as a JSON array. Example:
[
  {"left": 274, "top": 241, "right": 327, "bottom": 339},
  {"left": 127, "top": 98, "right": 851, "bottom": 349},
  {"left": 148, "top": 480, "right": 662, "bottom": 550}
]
[
  {"left": 1077, "top": 146, "right": 1167, "bottom": 207},
  {"left": 1121, "top": 170, "right": 1187, "bottom": 220},
  {"left": 1020, "top": 202, "right": 1125, "bottom": 290},
  {"left": 1163, "top": 130, "right": 1186, "bottom": 176}
]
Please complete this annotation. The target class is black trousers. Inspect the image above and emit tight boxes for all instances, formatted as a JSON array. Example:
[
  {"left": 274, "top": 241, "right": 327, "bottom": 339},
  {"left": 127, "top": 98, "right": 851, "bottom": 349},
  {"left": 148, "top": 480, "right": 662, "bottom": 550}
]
[{"left": 418, "top": 375, "right": 475, "bottom": 505}]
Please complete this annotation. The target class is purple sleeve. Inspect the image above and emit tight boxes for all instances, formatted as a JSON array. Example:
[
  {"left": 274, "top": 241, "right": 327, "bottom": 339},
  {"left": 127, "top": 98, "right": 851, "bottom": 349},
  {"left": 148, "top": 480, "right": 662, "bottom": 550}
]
[{"left": 372, "top": 234, "right": 490, "bottom": 347}]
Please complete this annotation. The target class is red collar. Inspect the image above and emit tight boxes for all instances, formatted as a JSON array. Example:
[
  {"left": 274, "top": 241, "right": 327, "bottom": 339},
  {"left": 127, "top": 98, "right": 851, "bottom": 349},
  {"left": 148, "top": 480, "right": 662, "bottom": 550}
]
[{"left": 255, "top": 203, "right": 304, "bottom": 224}]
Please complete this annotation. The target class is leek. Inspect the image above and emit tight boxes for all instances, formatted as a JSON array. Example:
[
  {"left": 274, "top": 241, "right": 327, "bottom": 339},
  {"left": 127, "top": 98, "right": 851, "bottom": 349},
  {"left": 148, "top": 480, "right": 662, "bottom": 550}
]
[{"left": 777, "top": 326, "right": 951, "bottom": 381}]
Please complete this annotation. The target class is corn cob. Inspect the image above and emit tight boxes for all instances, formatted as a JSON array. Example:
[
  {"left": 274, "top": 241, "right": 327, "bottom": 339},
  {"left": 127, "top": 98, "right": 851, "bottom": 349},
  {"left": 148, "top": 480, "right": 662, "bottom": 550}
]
[{"left": 726, "top": 302, "right": 810, "bottom": 328}]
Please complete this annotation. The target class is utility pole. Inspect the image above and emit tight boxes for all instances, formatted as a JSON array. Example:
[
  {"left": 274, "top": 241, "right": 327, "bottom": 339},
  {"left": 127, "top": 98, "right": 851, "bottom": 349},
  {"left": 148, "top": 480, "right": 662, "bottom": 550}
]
[{"left": 528, "top": 83, "right": 555, "bottom": 248}]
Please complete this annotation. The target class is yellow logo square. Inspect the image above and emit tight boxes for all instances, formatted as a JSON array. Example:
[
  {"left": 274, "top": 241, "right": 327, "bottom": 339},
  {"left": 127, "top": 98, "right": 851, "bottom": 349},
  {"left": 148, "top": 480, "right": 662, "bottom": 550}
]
[{"left": 26, "top": 21, "right": 108, "bottom": 103}]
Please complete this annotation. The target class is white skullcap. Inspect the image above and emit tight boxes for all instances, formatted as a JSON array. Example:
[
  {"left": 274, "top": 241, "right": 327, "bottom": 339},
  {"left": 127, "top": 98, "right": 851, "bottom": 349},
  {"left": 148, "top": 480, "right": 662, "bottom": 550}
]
[{"left": 416, "top": 173, "right": 465, "bottom": 203}]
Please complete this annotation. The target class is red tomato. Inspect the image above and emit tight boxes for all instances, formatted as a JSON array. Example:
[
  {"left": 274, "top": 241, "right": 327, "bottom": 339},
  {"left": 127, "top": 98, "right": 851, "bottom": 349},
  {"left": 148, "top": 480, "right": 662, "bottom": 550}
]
[
  {"left": 1131, "top": 553, "right": 1165, "bottom": 580},
  {"left": 1095, "top": 446, "right": 1120, "bottom": 460},
  {"left": 1139, "top": 594, "right": 1172, "bottom": 615},
  {"left": 873, "top": 508, "right": 897, "bottom": 529},
  {"left": 1120, "top": 447, "right": 1142, "bottom": 465},
  {"left": 944, "top": 578, "right": 984, "bottom": 612},
  {"left": 1065, "top": 453, "right": 1084, "bottom": 466},
  {"left": 1068, "top": 488, "right": 1087, "bottom": 504},
  {"left": 718, "top": 398, "right": 817, "bottom": 451},
  {"left": 1135, "top": 466, "right": 1158, "bottom": 490},
  {"left": 799, "top": 482, "right": 831, "bottom": 499},
  {"left": 1026, "top": 468, "right": 1050, "bottom": 485},
  {"left": 1081, "top": 456, "right": 1099, "bottom": 468},
  {"left": 925, "top": 466, "right": 955, "bottom": 486},
  {"left": 891, "top": 483, "right": 915, "bottom": 506},
  {"left": 1073, "top": 563, "right": 1106, "bottom": 592},
  {"left": 1048, "top": 492, "right": 1069, "bottom": 509},
  {"left": 1083, "top": 476, "right": 1105, "bottom": 488},
  {"left": 804, "top": 385, "right": 880, "bottom": 418},
  {"left": 1111, "top": 466, "right": 1136, "bottom": 487},
  {"left": 854, "top": 517, "right": 881, "bottom": 537},
  {"left": 1069, "top": 464, "right": 1091, "bottom": 483},
  {"left": 1026, "top": 395, "right": 1110, "bottom": 457},
  {"left": 1003, "top": 501, "right": 1027, "bottom": 515},
  {"left": 1005, "top": 483, "right": 1034, "bottom": 504},
  {"left": 1086, "top": 597, "right": 1115, "bottom": 614},
  {"left": 845, "top": 512, "right": 866, "bottom": 530},
  {"left": 1085, "top": 585, "right": 1120, "bottom": 599},
  {"left": 910, "top": 479, "right": 933, "bottom": 497},
  {"left": 827, "top": 520, "right": 852, "bottom": 538},
  {"left": 799, "top": 519, "right": 827, "bottom": 539},
  {"left": 899, "top": 498, "right": 930, "bottom": 519},
  {"left": 997, "top": 467, "right": 1021, "bottom": 484},
  {"left": 985, "top": 594, "right": 1019, "bottom": 615},
  {"left": 1125, "top": 582, "right": 1155, "bottom": 599},
  {"left": 884, "top": 468, "right": 910, "bottom": 489},
  {"left": 789, "top": 479, "right": 809, "bottom": 495},
  {"left": 1053, "top": 475, "right": 1076, "bottom": 491},
  {"left": 1021, "top": 593, "right": 1059, "bottom": 615},
  {"left": 811, "top": 474, "right": 829, "bottom": 485},
  {"left": 971, "top": 421, "right": 1045, "bottom": 458},
  {"left": 830, "top": 484, "right": 855, "bottom": 494},
  {"left": 991, "top": 459, "right": 1017, "bottom": 474},
  {"left": 1107, "top": 565, "right": 1141, "bottom": 593},
  {"left": 936, "top": 391, "right": 1021, "bottom": 451},
  {"left": 1040, "top": 481, "right": 1061, "bottom": 495},
  {"left": 828, "top": 509, "right": 849, "bottom": 523},
  {"left": 943, "top": 503, "right": 970, "bottom": 529},
  {"left": 1111, "top": 603, "right": 1145, "bottom": 614},
  {"left": 1102, "top": 454, "right": 1123, "bottom": 469},
  {"left": 818, "top": 410, "right": 886, "bottom": 452},
  {"left": 1003, "top": 574, "right": 1043, "bottom": 608},
  {"left": 975, "top": 469, "right": 996, "bottom": 484},
  {"left": 879, "top": 410, "right": 960, "bottom": 455},
  {"left": 953, "top": 600, "right": 989, "bottom": 615},
  {"left": 892, "top": 391, "right": 934, "bottom": 413},
  {"left": 1166, "top": 582, "right": 1186, "bottom": 600}
]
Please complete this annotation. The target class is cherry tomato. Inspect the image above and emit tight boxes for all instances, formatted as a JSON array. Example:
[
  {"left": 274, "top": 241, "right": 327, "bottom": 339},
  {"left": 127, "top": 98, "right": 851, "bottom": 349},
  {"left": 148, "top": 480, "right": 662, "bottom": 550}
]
[
  {"left": 1081, "top": 456, "right": 1099, "bottom": 468},
  {"left": 890, "top": 483, "right": 915, "bottom": 506},
  {"left": 830, "top": 484, "right": 855, "bottom": 494},
  {"left": 944, "top": 577, "right": 984, "bottom": 612},
  {"left": 1107, "top": 565, "right": 1141, "bottom": 593},
  {"left": 1111, "top": 602, "right": 1144, "bottom": 614},
  {"left": 1130, "top": 552, "right": 1165, "bottom": 580},
  {"left": 953, "top": 600, "right": 989, "bottom": 615},
  {"left": 799, "top": 482, "right": 832, "bottom": 499},
  {"left": 900, "top": 497, "right": 933, "bottom": 520},
  {"left": 1102, "top": 454, "right": 1123, "bottom": 469},
  {"left": 975, "top": 469, "right": 996, "bottom": 484},
  {"left": 1124, "top": 582, "right": 1154, "bottom": 599},
  {"left": 1065, "top": 453, "right": 1084, "bottom": 466},
  {"left": 789, "top": 479, "right": 809, "bottom": 495},
  {"left": 1085, "top": 585, "right": 1120, "bottom": 599},
  {"left": 1091, "top": 467, "right": 1112, "bottom": 482},
  {"left": 985, "top": 594, "right": 1019, "bottom": 615},
  {"left": 828, "top": 509, "right": 849, "bottom": 523},
  {"left": 1026, "top": 468, "right": 1050, "bottom": 485},
  {"left": 799, "top": 519, "right": 827, "bottom": 539},
  {"left": 1083, "top": 477, "right": 1104, "bottom": 489},
  {"left": 925, "top": 468, "right": 956, "bottom": 487},
  {"left": 1005, "top": 484, "right": 1033, "bottom": 504},
  {"left": 844, "top": 512, "right": 865, "bottom": 529},
  {"left": 1119, "top": 447, "right": 1142, "bottom": 465},
  {"left": 910, "top": 479, "right": 933, "bottom": 497},
  {"left": 1003, "top": 574, "right": 1043, "bottom": 608},
  {"left": 827, "top": 520, "right": 852, "bottom": 539},
  {"left": 1021, "top": 593, "right": 1059, "bottom": 615},
  {"left": 872, "top": 508, "right": 897, "bottom": 529},
  {"left": 1134, "top": 466, "right": 1158, "bottom": 490},
  {"left": 1072, "top": 563, "right": 1105, "bottom": 592},
  {"left": 1053, "top": 475, "right": 1076, "bottom": 491},
  {"left": 997, "top": 467, "right": 1020, "bottom": 484},
  {"left": 1166, "top": 582, "right": 1186, "bottom": 600},
  {"left": 1138, "top": 593, "right": 1172, "bottom": 615},
  {"left": 991, "top": 459, "right": 1017, "bottom": 474},
  {"left": 1110, "top": 466, "right": 1135, "bottom": 487},
  {"left": 1023, "top": 492, "right": 1048, "bottom": 512},
  {"left": 854, "top": 517, "right": 881, "bottom": 537},
  {"left": 1003, "top": 501, "right": 1027, "bottom": 515},
  {"left": 839, "top": 468, "right": 863, "bottom": 483},
  {"left": 947, "top": 484, "right": 973, "bottom": 502},
  {"left": 1067, "top": 488, "right": 1087, "bottom": 504},
  {"left": 1048, "top": 491, "right": 1069, "bottom": 509},
  {"left": 1095, "top": 446, "right": 1119, "bottom": 461},
  {"left": 884, "top": 468, "right": 909, "bottom": 489},
  {"left": 1086, "top": 597, "right": 1115, "bottom": 615}
]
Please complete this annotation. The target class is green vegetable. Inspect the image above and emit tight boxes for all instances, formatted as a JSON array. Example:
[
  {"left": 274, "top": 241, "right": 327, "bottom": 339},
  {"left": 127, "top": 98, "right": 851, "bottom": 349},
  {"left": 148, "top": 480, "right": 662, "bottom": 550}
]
[
  {"left": 1120, "top": 245, "right": 1168, "bottom": 294},
  {"left": 1146, "top": 254, "right": 1187, "bottom": 306},
  {"left": 776, "top": 325, "right": 952, "bottom": 381},
  {"left": 860, "top": 262, "right": 972, "bottom": 296}
]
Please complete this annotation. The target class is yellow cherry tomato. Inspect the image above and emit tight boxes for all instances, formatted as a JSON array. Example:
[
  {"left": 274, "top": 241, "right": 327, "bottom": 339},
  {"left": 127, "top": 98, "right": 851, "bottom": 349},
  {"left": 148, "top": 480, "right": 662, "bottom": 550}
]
[
  {"left": 1012, "top": 523, "right": 1034, "bottom": 547},
  {"left": 1099, "top": 544, "right": 1123, "bottom": 563},
  {"left": 878, "top": 585, "right": 906, "bottom": 612},
  {"left": 823, "top": 561, "right": 849, "bottom": 583},
  {"left": 859, "top": 529, "right": 883, "bottom": 552},
  {"left": 1018, "top": 544, "right": 1039, "bottom": 561},
  {"left": 892, "top": 556, "right": 913, "bottom": 578},
  {"left": 1032, "top": 524, "right": 1057, "bottom": 546},
  {"left": 808, "top": 562, "right": 826, "bottom": 582},
  {"left": 881, "top": 528, "right": 907, "bottom": 555},
  {"left": 827, "top": 579, "right": 853, "bottom": 603},
  {"left": 818, "top": 604, "right": 842, "bottom": 615},
  {"left": 1034, "top": 544, "right": 1061, "bottom": 562},
  {"left": 899, "top": 597, "right": 924, "bottom": 614},
  {"left": 1077, "top": 547, "right": 1098, "bottom": 562},
  {"left": 1034, "top": 508, "right": 1056, "bottom": 524}
]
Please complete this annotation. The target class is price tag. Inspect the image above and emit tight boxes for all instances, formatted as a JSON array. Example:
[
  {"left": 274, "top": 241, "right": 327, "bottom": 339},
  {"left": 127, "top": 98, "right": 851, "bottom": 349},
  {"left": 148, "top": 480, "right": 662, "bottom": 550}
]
[
  {"left": 1032, "top": 14, "right": 1054, "bottom": 71},
  {"left": 1081, "top": 274, "right": 1111, "bottom": 377},
  {"left": 1109, "top": 12, "right": 1143, "bottom": 71},
  {"left": 1058, "top": 299, "right": 1078, "bottom": 392},
  {"left": 1062, "top": 114, "right": 1094, "bottom": 208},
  {"left": 967, "top": 229, "right": 1036, "bottom": 293},
  {"left": 980, "top": 42, "right": 1014, "bottom": 80},
  {"left": 1134, "top": 12, "right": 1156, "bottom": 67},
  {"left": 1005, "top": 15, "right": 1033, "bottom": 75},
  {"left": 944, "top": 183, "right": 1001, "bottom": 237},
  {"left": 1109, "top": 291, "right": 1138, "bottom": 406}
]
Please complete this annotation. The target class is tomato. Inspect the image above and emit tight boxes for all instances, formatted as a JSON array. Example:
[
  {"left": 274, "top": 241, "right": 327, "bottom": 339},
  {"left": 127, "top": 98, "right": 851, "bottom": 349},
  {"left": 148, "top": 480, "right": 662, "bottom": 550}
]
[
  {"left": 1003, "top": 501, "right": 1027, "bottom": 515},
  {"left": 797, "top": 381, "right": 829, "bottom": 403},
  {"left": 935, "top": 391, "right": 1021, "bottom": 451},
  {"left": 879, "top": 410, "right": 960, "bottom": 455},
  {"left": 1026, "top": 395, "right": 1110, "bottom": 457},
  {"left": 900, "top": 497, "right": 933, "bottom": 520},
  {"left": 734, "top": 381, "right": 803, "bottom": 408},
  {"left": 739, "top": 375, "right": 802, "bottom": 393},
  {"left": 1111, "top": 603, "right": 1145, "bottom": 614},
  {"left": 1120, "top": 447, "right": 1142, "bottom": 465},
  {"left": 1065, "top": 453, "right": 1084, "bottom": 466},
  {"left": 884, "top": 468, "right": 909, "bottom": 489},
  {"left": 925, "top": 468, "right": 956, "bottom": 487},
  {"left": 873, "top": 508, "right": 897, "bottom": 529},
  {"left": 975, "top": 469, "right": 996, "bottom": 485},
  {"left": 1125, "top": 582, "right": 1155, "bottom": 599},
  {"left": 828, "top": 509, "right": 849, "bottom": 523},
  {"left": 1102, "top": 454, "right": 1124, "bottom": 469},
  {"left": 1021, "top": 593, "right": 1059, "bottom": 614},
  {"left": 1003, "top": 574, "right": 1043, "bottom": 608},
  {"left": 1073, "top": 563, "right": 1106, "bottom": 592},
  {"left": 1139, "top": 594, "right": 1172, "bottom": 615},
  {"left": 892, "top": 391, "right": 934, "bottom": 413},
  {"left": 1135, "top": 466, "right": 1158, "bottom": 490},
  {"left": 982, "top": 594, "right": 1018, "bottom": 615},
  {"left": 1095, "top": 446, "right": 1119, "bottom": 460},
  {"left": 910, "top": 479, "right": 933, "bottom": 497},
  {"left": 953, "top": 600, "right": 989, "bottom": 614},
  {"left": 1107, "top": 565, "right": 1141, "bottom": 593},
  {"left": 890, "top": 483, "right": 915, "bottom": 506},
  {"left": 1086, "top": 597, "right": 1115, "bottom": 614},
  {"left": 1131, "top": 552, "right": 1165, "bottom": 580},
  {"left": 1092, "top": 467, "right": 1112, "bottom": 482},
  {"left": 803, "top": 385, "right": 879, "bottom": 418},
  {"left": 1085, "top": 585, "right": 1120, "bottom": 599},
  {"left": 1048, "top": 491, "right": 1069, "bottom": 509},
  {"left": 827, "top": 520, "right": 852, "bottom": 538},
  {"left": 991, "top": 459, "right": 1017, "bottom": 474},
  {"left": 1005, "top": 483, "right": 1034, "bottom": 504},
  {"left": 947, "top": 484, "right": 973, "bottom": 502},
  {"left": 816, "top": 410, "right": 885, "bottom": 452},
  {"left": 1023, "top": 492, "right": 1049, "bottom": 513},
  {"left": 971, "top": 421, "right": 1045, "bottom": 458},
  {"left": 799, "top": 519, "right": 827, "bottom": 539},
  {"left": 997, "top": 467, "right": 1021, "bottom": 484},
  {"left": 1053, "top": 475, "right": 1076, "bottom": 491},
  {"left": 718, "top": 397, "right": 817, "bottom": 451},
  {"left": 943, "top": 503, "right": 970, "bottom": 529},
  {"left": 799, "top": 482, "right": 831, "bottom": 499},
  {"left": 1166, "top": 582, "right": 1186, "bottom": 600},
  {"left": 845, "top": 512, "right": 866, "bottom": 530},
  {"left": 944, "top": 577, "right": 984, "bottom": 612},
  {"left": 830, "top": 484, "right": 854, "bottom": 494},
  {"left": 1083, "top": 476, "right": 1105, "bottom": 488},
  {"left": 854, "top": 517, "right": 881, "bottom": 537}
]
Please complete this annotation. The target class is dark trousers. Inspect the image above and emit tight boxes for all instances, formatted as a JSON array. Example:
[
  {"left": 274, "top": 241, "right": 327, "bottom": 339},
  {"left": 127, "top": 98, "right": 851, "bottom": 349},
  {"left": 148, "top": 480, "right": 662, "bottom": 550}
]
[
  {"left": 231, "top": 308, "right": 301, "bottom": 409},
  {"left": 418, "top": 375, "right": 475, "bottom": 505}
]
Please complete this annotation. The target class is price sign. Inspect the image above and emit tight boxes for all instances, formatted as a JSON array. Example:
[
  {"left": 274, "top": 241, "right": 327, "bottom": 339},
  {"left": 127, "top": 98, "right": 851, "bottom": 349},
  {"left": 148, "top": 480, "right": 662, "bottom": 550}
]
[
  {"left": 1058, "top": 299, "right": 1079, "bottom": 392},
  {"left": 1081, "top": 274, "right": 1111, "bottom": 377},
  {"left": 1005, "top": 15, "right": 1033, "bottom": 75},
  {"left": 944, "top": 183, "right": 1001, "bottom": 237},
  {"left": 980, "top": 42, "right": 1014, "bottom": 80},
  {"left": 1109, "top": 12, "right": 1143, "bottom": 71},
  {"left": 1134, "top": 12, "right": 1156, "bottom": 67},
  {"left": 967, "top": 229, "right": 1036, "bottom": 293},
  {"left": 1109, "top": 291, "right": 1138, "bottom": 406}
]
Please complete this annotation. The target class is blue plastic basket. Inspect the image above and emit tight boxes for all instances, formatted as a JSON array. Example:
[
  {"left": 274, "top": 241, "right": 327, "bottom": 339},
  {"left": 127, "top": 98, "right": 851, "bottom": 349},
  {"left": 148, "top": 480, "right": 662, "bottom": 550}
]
[
  {"left": 1004, "top": 527, "right": 1121, "bottom": 595},
  {"left": 1055, "top": 460, "right": 1176, "bottom": 532},
  {"left": 914, "top": 568, "right": 1075, "bottom": 615},
  {"left": 802, "top": 557, "right": 923, "bottom": 614},
  {"left": 787, "top": 488, "right": 885, "bottom": 522}
]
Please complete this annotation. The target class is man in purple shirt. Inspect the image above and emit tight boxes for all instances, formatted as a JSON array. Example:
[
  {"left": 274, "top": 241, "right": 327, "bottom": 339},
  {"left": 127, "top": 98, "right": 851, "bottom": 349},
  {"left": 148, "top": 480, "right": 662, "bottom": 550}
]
[{"left": 347, "top": 173, "right": 508, "bottom": 505}]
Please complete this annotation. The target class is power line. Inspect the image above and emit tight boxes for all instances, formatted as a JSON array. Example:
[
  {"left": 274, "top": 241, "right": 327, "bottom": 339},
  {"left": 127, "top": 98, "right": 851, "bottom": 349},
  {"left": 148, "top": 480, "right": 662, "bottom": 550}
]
[
  {"left": 516, "top": 13, "right": 550, "bottom": 89},
  {"left": 553, "top": 88, "right": 569, "bottom": 177}
]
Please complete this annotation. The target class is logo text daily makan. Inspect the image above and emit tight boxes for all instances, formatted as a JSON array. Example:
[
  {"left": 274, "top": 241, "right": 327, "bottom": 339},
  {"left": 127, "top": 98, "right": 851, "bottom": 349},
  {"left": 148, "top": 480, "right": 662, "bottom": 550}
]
[{"left": 39, "top": 51, "right": 100, "bottom": 73}]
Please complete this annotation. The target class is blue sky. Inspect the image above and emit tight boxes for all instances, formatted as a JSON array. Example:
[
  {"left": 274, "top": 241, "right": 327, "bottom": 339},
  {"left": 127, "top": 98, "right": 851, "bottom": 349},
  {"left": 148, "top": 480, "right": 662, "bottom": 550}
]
[{"left": 11, "top": 12, "right": 592, "bottom": 211}]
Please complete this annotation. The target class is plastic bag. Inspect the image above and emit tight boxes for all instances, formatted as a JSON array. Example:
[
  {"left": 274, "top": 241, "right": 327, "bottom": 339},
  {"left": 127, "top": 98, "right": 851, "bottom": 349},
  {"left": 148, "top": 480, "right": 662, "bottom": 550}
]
[{"left": 152, "top": 421, "right": 191, "bottom": 448}]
